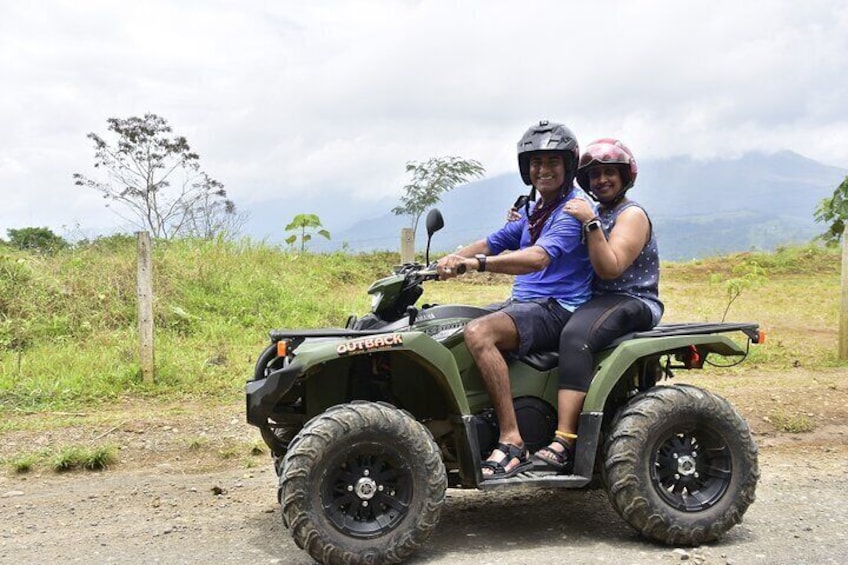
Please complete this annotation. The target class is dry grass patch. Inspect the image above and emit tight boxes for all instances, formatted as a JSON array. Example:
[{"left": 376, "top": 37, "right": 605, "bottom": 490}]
[{"left": 768, "top": 410, "right": 817, "bottom": 433}]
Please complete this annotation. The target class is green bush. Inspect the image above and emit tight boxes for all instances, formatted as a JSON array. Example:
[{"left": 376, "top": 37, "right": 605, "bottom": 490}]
[{"left": 6, "top": 227, "right": 68, "bottom": 254}]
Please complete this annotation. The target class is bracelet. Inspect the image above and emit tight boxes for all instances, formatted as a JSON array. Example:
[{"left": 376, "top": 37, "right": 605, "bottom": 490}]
[{"left": 555, "top": 430, "right": 578, "bottom": 440}]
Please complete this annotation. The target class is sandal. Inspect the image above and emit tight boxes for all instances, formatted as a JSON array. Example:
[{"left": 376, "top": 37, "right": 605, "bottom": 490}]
[
  {"left": 532, "top": 436, "right": 574, "bottom": 472},
  {"left": 481, "top": 442, "right": 532, "bottom": 479}
]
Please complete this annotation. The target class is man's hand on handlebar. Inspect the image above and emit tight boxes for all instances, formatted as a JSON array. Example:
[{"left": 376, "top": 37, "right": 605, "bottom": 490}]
[{"left": 436, "top": 254, "right": 469, "bottom": 279}]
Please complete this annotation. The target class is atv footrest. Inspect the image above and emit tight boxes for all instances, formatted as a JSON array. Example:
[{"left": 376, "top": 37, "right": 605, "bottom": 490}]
[{"left": 478, "top": 470, "right": 592, "bottom": 490}]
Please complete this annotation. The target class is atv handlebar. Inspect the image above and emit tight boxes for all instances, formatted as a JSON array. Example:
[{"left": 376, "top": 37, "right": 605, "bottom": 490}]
[{"left": 418, "top": 262, "right": 466, "bottom": 279}]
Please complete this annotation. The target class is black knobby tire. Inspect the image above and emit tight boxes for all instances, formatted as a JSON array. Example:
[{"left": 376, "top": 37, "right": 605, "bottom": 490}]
[
  {"left": 260, "top": 422, "right": 302, "bottom": 476},
  {"left": 604, "top": 384, "right": 759, "bottom": 545},
  {"left": 279, "top": 401, "right": 447, "bottom": 565}
]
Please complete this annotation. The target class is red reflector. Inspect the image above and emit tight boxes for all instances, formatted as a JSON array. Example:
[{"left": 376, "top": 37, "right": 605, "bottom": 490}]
[{"left": 685, "top": 345, "right": 703, "bottom": 368}]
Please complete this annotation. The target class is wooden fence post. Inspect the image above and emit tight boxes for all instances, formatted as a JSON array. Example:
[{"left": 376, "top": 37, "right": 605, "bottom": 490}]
[
  {"left": 840, "top": 224, "right": 848, "bottom": 360},
  {"left": 136, "top": 231, "right": 155, "bottom": 383},
  {"left": 400, "top": 228, "right": 415, "bottom": 264}
]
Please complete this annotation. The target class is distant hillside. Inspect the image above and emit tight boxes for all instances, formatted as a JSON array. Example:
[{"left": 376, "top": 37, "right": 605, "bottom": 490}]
[{"left": 255, "top": 151, "right": 846, "bottom": 260}]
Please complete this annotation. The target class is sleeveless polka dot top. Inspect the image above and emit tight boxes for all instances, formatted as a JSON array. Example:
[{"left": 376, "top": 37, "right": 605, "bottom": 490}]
[{"left": 594, "top": 200, "right": 663, "bottom": 325}]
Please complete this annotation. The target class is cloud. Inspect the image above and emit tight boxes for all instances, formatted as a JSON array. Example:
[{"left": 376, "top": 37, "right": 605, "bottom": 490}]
[{"left": 1, "top": 0, "right": 846, "bottom": 237}]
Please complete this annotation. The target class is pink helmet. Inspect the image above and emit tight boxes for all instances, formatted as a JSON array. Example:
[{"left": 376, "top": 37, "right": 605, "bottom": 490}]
[{"left": 576, "top": 138, "right": 638, "bottom": 192}]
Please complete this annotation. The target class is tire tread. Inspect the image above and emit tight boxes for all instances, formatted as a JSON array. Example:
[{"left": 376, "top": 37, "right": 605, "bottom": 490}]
[
  {"left": 604, "top": 384, "right": 759, "bottom": 545},
  {"left": 280, "top": 402, "right": 446, "bottom": 564}
]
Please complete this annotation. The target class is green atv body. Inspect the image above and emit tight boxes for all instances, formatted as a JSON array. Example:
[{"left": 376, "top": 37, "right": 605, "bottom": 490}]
[{"left": 245, "top": 210, "right": 762, "bottom": 564}]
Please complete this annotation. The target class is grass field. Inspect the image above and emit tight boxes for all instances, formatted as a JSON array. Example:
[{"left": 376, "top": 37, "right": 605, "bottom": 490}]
[{"left": 0, "top": 238, "right": 843, "bottom": 418}]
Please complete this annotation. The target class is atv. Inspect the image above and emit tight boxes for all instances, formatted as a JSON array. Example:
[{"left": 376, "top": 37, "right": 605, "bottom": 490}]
[{"left": 246, "top": 209, "right": 763, "bottom": 565}]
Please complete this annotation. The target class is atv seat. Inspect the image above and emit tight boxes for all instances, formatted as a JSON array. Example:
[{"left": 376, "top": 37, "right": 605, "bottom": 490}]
[{"left": 517, "top": 322, "right": 760, "bottom": 372}]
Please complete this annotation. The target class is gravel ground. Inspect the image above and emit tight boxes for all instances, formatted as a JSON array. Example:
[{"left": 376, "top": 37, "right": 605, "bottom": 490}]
[
  {"left": 1, "top": 446, "right": 846, "bottom": 565},
  {"left": 1, "top": 368, "right": 846, "bottom": 564}
]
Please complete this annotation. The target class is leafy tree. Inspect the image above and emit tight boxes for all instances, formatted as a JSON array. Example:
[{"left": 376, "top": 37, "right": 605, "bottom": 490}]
[
  {"left": 285, "top": 213, "right": 330, "bottom": 253},
  {"left": 814, "top": 175, "right": 848, "bottom": 245},
  {"left": 73, "top": 113, "right": 241, "bottom": 240},
  {"left": 392, "top": 156, "right": 485, "bottom": 233},
  {"left": 6, "top": 227, "right": 68, "bottom": 254}
]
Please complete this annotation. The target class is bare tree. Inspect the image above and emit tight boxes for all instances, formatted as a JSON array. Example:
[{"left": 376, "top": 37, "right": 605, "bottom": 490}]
[
  {"left": 73, "top": 113, "right": 242, "bottom": 240},
  {"left": 181, "top": 173, "right": 249, "bottom": 239}
]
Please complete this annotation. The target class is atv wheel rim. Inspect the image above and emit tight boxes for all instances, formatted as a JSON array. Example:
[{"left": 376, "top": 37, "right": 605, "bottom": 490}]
[
  {"left": 650, "top": 428, "right": 731, "bottom": 512},
  {"left": 321, "top": 443, "right": 412, "bottom": 539}
]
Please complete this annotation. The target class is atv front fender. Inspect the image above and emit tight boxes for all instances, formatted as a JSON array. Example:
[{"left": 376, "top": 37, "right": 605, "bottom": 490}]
[
  {"left": 583, "top": 334, "right": 747, "bottom": 412},
  {"left": 246, "top": 361, "right": 302, "bottom": 427},
  {"left": 246, "top": 331, "right": 469, "bottom": 427}
]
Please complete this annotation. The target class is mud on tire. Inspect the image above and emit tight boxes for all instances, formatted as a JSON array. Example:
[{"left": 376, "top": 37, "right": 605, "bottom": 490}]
[
  {"left": 604, "top": 384, "right": 759, "bottom": 545},
  {"left": 279, "top": 401, "right": 447, "bottom": 565}
]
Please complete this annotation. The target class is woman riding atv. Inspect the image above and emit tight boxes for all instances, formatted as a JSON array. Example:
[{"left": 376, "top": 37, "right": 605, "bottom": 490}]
[{"left": 531, "top": 138, "right": 663, "bottom": 471}]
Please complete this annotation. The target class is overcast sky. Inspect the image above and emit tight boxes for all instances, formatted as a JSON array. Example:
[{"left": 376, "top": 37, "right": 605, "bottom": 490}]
[{"left": 1, "top": 0, "right": 847, "bottom": 238}]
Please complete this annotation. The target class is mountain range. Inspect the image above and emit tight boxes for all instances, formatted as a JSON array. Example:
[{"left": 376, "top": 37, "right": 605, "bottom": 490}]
[{"left": 245, "top": 150, "right": 847, "bottom": 261}]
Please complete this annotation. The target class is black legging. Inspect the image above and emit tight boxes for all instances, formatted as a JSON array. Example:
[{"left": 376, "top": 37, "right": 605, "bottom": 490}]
[{"left": 558, "top": 293, "right": 654, "bottom": 392}]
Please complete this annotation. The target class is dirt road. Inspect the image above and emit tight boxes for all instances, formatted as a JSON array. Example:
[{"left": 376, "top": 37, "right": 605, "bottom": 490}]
[
  {"left": 1, "top": 369, "right": 847, "bottom": 564},
  {"left": 1, "top": 445, "right": 846, "bottom": 564}
]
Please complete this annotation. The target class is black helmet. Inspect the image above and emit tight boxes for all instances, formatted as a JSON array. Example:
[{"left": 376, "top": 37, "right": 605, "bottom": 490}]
[{"left": 517, "top": 121, "right": 580, "bottom": 186}]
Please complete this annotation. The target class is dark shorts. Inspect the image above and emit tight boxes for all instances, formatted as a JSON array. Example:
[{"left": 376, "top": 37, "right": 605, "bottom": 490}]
[{"left": 492, "top": 298, "right": 574, "bottom": 358}]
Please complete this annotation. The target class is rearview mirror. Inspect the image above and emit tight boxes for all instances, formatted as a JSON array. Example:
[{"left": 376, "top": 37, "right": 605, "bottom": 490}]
[
  {"left": 424, "top": 209, "right": 444, "bottom": 265},
  {"left": 425, "top": 209, "right": 444, "bottom": 237}
]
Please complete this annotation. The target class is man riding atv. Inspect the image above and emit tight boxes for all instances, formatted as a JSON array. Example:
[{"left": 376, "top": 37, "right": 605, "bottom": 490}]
[{"left": 436, "top": 120, "right": 593, "bottom": 479}]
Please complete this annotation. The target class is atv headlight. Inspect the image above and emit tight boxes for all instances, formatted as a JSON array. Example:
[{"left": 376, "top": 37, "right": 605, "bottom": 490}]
[{"left": 370, "top": 292, "right": 383, "bottom": 313}]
